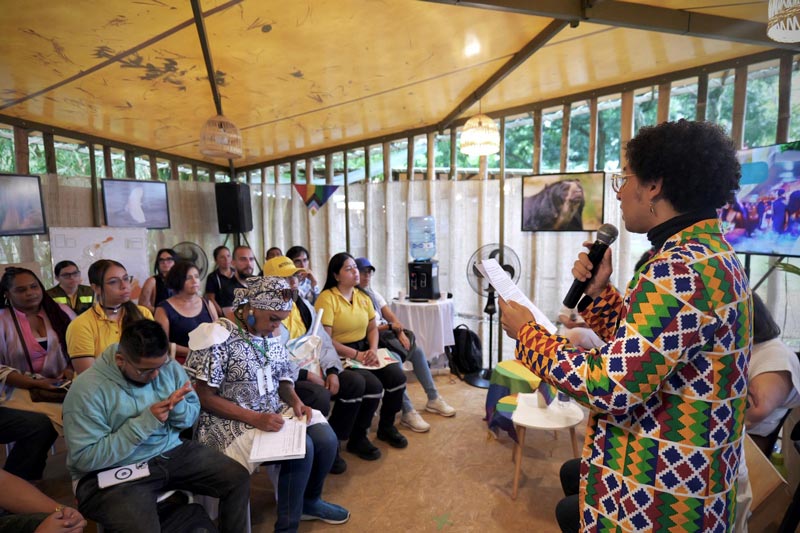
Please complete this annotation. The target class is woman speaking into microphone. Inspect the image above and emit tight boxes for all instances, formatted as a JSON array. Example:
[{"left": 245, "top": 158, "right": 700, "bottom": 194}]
[{"left": 501, "top": 120, "right": 750, "bottom": 533}]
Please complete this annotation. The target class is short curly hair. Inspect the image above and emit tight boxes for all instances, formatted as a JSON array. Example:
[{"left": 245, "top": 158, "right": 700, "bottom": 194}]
[{"left": 626, "top": 120, "right": 741, "bottom": 212}]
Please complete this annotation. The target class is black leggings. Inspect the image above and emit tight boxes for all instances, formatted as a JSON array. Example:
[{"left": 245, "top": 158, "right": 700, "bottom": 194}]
[
  {"left": 328, "top": 365, "right": 406, "bottom": 442},
  {"left": 556, "top": 458, "right": 581, "bottom": 533}
]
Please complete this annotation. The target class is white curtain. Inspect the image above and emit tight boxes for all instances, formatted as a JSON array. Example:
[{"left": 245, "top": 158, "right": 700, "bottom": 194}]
[
  {"left": 258, "top": 177, "right": 659, "bottom": 365},
  {"left": 4, "top": 174, "right": 793, "bottom": 365}
]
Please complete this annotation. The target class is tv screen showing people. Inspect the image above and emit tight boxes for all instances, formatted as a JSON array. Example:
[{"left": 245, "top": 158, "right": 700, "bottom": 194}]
[
  {"left": 102, "top": 179, "right": 170, "bottom": 229},
  {"left": 721, "top": 141, "right": 800, "bottom": 257},
  {"left": 521, "top": 172, "right": 605, "bottom": 232}
]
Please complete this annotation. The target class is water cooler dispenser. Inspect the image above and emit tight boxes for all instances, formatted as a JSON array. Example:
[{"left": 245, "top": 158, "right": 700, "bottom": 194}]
[{"left": 408, "top": 215, "right": 440, "bottom": 300}]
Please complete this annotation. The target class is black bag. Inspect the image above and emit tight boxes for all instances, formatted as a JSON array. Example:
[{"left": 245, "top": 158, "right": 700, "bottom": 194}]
[
  {"left": 378, "top": 329, "right": 416, "bottom": 362},
  {"left": 448, "top": 324, "right": 483, "bottom": 378},
  {"left": 29, "top": 387, "right": 68, "bottom": 403}
]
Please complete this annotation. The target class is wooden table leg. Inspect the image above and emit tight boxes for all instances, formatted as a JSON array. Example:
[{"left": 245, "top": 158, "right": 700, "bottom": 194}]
[
  {"left": 569, "top": 427, "right": 579, "bottom": 458},
  {"left": 512, "top": 425, "right": 526, "bottom": 500}
]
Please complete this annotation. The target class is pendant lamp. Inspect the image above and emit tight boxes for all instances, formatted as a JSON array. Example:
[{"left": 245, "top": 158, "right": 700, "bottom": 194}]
[
  {"left": 767, "top": 0, "right": 800, "bottom": 43},
  {"left": 192, "top": 0, "right": 243, "bottom": 161},
  {"left": 460, "top": 104, "right": 500, "bottom": 157},
  {"left": 199, "top": 114, "right": 243, "bottom": 159}
]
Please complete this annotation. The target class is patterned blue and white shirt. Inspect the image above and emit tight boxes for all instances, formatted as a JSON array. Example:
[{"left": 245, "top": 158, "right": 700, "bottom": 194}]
[{"left": 184, "top": 318, "right": 294, "bottom": 453}]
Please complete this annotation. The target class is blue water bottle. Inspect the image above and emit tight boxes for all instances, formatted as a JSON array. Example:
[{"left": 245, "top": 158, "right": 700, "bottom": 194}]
[{"left": 408, "top": 216, "right": 436, "bottom": 261}]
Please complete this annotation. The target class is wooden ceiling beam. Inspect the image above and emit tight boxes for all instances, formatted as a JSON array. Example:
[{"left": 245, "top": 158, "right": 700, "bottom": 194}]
[
  {"left": 0, "top": 114, "right": 229, "bottom": 174},
  {"left": 437, "top": 19, "right": 567, "bottom": 131},
  {"left": 422, "top": 0, "right": 800, "bottom": 52},
  {"left": 238, "top": 48, "right": 789, "bottom": 172}
]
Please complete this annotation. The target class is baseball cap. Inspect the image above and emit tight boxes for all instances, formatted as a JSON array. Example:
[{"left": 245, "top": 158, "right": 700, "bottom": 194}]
[
  {"left": 263, "top": 256, "right": 306, "bottom": 277},
  {"left": 355, "top": 257, "right": 375, "bottom": 272}
]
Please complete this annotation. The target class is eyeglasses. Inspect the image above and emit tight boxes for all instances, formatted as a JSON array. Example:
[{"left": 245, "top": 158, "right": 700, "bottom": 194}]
[
  {"left": 157, "top": 257, "right": 175, "bottom": 264},
  {"left": 59, "top": 271, "right": 81, "bottom": 279},
  {"left": 105, "top": 275, "right": 134, "bottom": 287},
  {"left": 611, "top": 172, "right": 633, "bottom": 193},
  {"left": 123, "top": 356, "right": 170, "bottom": 378}
]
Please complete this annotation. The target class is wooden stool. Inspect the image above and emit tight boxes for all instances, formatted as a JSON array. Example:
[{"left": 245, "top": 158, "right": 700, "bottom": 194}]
[{"left": 510, "top": 400, "right": 585, "bottom": 500}]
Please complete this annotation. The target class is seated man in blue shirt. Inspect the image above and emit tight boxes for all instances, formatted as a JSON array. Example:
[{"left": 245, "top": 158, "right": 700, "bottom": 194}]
[{"left": 63, "top": 319, "right": 251, "bottom": 533}]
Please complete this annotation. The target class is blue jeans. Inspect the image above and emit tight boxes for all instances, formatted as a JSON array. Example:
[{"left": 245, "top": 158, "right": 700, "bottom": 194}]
[
  {"left": 273, "top": 423, "right": 338, "bottom": 533},
  {"left": 76, "top": 440, "right": 250, "bottom": 533},
  {"left": 0, "top": 407, "right": 57, "bottom": 480},
  {"left": 401, "top": 344, "right": 439, "bottom": 413}
]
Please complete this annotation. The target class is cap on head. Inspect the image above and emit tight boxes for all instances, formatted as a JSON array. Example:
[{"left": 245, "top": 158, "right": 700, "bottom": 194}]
[
  {"left": 355, "top": 257, "right": 375, "bottom": 272},
  {"left": 232, "top": 276, "right": 293, "bottom": 311},
  {"left": 263, "top": 256, "right": 306, "bottom": 278}
]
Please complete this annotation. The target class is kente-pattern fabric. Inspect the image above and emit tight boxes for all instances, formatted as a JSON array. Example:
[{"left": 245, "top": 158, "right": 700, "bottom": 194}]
[{"left": 515, "top": 219, "right": 751, "bottom": 532}]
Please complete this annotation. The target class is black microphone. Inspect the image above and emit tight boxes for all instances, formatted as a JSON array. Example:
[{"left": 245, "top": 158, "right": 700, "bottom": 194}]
[{"left": 562, "top": 224, "right": 619, "bottom": 308}]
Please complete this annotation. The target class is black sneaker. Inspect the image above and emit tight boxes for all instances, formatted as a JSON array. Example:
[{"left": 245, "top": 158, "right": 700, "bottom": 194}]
[
  {"left": 330, "top": 452, "right": 347, "bottom": 474},
  {"left": 376, "top": 426, "right": 408, "bottom": 449},
  {"left": 346, "top": 436, "right": 381, "bottom": 461}
]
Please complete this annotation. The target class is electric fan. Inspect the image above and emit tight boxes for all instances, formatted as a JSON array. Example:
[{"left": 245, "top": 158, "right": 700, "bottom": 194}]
[
  {"left": 464, "top": 244, "right": 522, "bottom": 388},
  {"left": 173, "top": 241, "right": 210, "bottom": 279}
]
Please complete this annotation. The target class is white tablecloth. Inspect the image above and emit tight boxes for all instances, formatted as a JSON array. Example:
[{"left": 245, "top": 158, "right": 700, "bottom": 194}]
[{"left": 390, "top": 298, "right": 455, "bottom": 361}]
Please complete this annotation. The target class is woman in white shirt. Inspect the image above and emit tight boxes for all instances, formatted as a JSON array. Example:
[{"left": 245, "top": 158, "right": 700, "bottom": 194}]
[{"left": 746, "top": 293, "right": 800, "bottom": 456}]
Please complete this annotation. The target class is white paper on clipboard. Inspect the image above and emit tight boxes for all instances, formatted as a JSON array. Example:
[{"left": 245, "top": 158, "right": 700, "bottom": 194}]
[{"left": 477, "top": 258, "right": 557, "bottom": 334}]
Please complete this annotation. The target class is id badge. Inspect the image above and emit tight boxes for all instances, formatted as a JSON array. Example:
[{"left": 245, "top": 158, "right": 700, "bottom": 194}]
[
  {"left": 265, "top": 364, "right": 275, "bottom": 393},
  {"left": 256, "top": 368, "right": 267, "bottom": 396}
]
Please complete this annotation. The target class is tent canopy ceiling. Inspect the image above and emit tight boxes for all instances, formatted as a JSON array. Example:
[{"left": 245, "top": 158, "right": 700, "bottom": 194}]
[{"left": 0, "top": 0, "right": 794, "bottom": 169}]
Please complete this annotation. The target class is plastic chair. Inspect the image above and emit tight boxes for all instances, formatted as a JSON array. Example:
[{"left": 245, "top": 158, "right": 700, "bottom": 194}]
[{"left": 71, "top": 480, "right": 195, "bottom": 533}]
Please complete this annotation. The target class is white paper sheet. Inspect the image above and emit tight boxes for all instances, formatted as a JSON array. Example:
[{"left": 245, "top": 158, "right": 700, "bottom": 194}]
[
  {"left": 478, "top": 258, "right": 557, "bottom": 334},
  {"left": 249, "top": 418, "right": 307, "bottom": 462}
]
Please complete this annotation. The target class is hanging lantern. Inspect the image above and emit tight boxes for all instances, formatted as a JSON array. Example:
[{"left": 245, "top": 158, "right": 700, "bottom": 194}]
[
  {"left": 460, "top": 113, "right": 500, "bottom": 156},
  {"left": 767, "top": 0, "right": 800, "bottom": 43},
  {"left": 199, "top": 114, "right": 243, "bottom": 159}
]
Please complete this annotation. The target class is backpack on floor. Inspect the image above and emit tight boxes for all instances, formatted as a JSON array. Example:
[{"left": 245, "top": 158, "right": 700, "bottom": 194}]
[{"left": 448, "top": 324, "right": 483, "bottom": 379}]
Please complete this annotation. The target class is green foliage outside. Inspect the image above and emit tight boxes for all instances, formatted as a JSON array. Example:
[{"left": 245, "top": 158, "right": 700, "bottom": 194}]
[{"left": 1, "top": 62, "right": 799, "bottom": 182}]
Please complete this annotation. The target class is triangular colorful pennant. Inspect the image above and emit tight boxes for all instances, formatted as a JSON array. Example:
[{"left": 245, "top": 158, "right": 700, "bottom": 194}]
[{"left": 293, "top": 184, "right": 339, "bottom": 214}]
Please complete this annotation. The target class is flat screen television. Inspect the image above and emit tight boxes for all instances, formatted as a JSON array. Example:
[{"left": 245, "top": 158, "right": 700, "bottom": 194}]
[
  {"left": 102, "top": 179, "right": 170, "bottom": 229},
  {"left": 720, "top": 141, "right": 800, "bottom": 258},
  {"left": 521, "top": 171, "right": 605, "bottom": 232},
  {"left": 0, "top": 174, "right": 47, "bottom": 236}
]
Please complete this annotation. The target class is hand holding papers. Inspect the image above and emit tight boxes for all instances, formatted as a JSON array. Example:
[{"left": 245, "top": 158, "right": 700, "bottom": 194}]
[
  {"left": 479, "top": 258, "right": 556, "bottom": 334},
  {"left": 250, "top": 417, "right": 307, "bottom": 462},
  {"left": 343, "top": 348, "right": 400, "bottom": 370}
]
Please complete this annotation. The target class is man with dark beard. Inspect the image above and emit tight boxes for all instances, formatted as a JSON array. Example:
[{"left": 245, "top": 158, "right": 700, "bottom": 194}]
[{"left": 217, "top": 245, "right": 258, "bottom": 314}]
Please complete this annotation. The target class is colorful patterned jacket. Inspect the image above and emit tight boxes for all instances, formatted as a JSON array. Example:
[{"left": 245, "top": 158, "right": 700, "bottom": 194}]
[{"left": 515, "top": 219, "right": 750, "bottom": 532}]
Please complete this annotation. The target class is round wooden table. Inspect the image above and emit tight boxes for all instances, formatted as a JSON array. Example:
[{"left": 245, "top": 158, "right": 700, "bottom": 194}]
[{"left": 510, "top": 399, "right": 585, "bottom": 500}]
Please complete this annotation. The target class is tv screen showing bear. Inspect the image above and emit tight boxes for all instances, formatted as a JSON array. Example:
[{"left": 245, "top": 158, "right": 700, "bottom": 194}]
[{"left": 521, "top": 172, "right": 605, "bottom": 232}]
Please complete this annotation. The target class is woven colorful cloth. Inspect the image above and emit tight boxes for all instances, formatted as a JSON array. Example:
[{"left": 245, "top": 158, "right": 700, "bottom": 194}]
[
  {"left": 485, "top": 359, "right": 541, "bottom": 441},
  {"left": 515, "top": 219, "right": 751, "bottom": 532}
]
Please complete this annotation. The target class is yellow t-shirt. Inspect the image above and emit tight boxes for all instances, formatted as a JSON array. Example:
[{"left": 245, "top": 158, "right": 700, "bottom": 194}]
[
  {"left": 314, "top": 288, "right": 375, "bottom": 344},
  {"left": 66, "top": 304, "right": 154, "bottom": 359},
  {"left": 283, "top": 305, "right": 307, "bottom": 340}
]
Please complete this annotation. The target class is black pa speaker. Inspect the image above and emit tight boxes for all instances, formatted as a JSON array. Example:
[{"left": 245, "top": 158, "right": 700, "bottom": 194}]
[{"left": 215, "top": 182, "right": 253, "bottom": 233}]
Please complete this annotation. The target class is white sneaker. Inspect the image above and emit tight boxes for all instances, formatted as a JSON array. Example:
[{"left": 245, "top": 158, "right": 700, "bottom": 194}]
[
  {"left": 400, "top": 410, "right": 431, "bottom": 433},
  {"left": 425, "top": 397, "right": 456, "bottom": 417}
]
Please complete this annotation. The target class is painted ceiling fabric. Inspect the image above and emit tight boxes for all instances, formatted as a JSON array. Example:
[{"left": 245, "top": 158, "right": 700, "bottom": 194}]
[{"left": 0, "top": 0, "right": 781, "bottom": 167}]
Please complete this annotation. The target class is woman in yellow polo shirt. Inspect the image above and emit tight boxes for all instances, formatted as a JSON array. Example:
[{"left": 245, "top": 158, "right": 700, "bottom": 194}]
[
  {"left": 315, "top": 253, "right": 408, "bottom": 460},
  {"left": 66, "top": 260, "right": 152, "bottom": 374}
]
